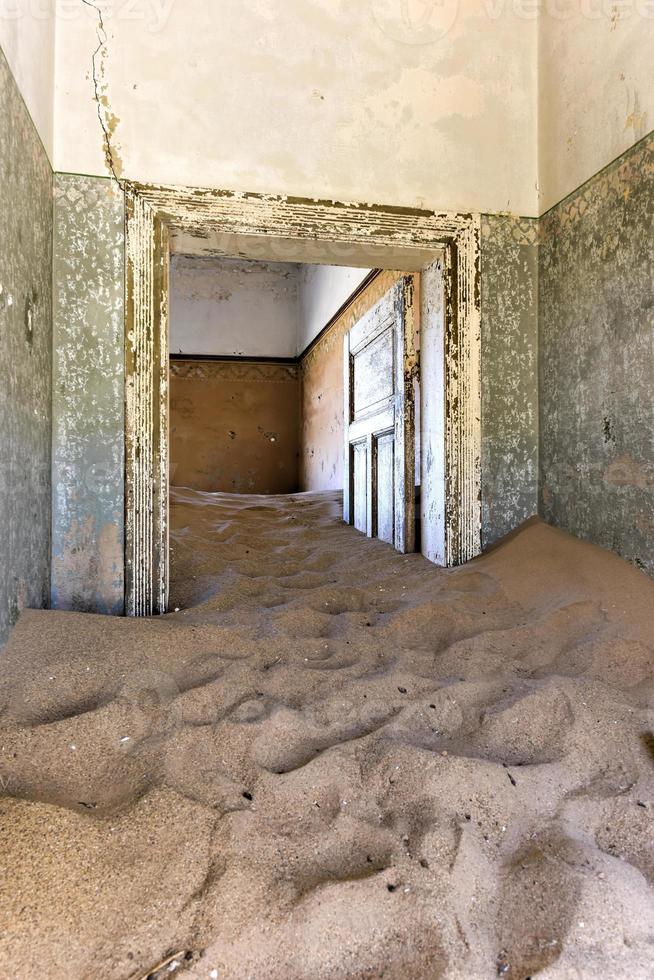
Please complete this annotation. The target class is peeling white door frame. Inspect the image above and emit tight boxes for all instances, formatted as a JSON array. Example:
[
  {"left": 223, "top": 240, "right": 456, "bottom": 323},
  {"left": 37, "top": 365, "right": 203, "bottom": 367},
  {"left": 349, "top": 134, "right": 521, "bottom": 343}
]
[{"left": 124, "top": 182, "right": 482, "bottom": 616}]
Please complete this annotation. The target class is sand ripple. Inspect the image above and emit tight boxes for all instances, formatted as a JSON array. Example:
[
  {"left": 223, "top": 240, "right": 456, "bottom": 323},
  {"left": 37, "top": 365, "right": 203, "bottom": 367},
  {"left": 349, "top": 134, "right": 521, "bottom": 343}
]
[{"left": 0, "top": 489, "right": 652, "bottom": 979}]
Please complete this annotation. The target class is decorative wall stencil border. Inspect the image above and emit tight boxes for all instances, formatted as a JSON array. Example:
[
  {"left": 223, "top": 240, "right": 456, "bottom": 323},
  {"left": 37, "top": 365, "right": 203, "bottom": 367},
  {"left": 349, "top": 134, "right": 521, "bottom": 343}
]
[
  {"left": 540, "top": 132, "right": 653, "bottom": 235},
  {"left": 480, "top": 214, "right": 539, "bottom": 246},
  {"left": 124, "top": 182, "right": 482, "bottom": 616},
  {"left": 170, "top": 360, "right": 299, "bottom": 383}
]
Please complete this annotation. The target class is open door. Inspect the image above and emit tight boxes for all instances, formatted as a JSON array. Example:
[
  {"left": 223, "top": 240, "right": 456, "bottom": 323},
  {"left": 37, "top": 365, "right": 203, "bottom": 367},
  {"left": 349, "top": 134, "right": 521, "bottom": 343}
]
[{"left": 343, "top": 276, "right": 417, "bottom": 554}]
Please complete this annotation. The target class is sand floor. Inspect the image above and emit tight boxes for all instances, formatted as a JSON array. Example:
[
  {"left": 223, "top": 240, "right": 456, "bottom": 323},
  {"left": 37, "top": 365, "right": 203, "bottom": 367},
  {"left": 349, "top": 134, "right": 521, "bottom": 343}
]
[{"left": 0, "top": 488, "right": 653, "bottom": 979}]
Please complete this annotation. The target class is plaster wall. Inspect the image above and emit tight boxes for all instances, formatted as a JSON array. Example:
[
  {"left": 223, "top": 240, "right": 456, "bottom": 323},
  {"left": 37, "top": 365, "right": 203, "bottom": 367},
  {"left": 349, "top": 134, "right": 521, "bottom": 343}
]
[
  {"left": 0, "top": 0, "right": 55, "bottom": 161},
  {"left": 297, "top": 265, "right": 371, "bottom": 353},
  {"left": 480, "top": 214, "right": 539, "bottom": 546},
  {"left": 539, "top": 7, "right": 654, "bottom": 212},
  {"left": 170, "top": 256, "right": 299, "bottom": 359},
  {"left": 54, "top": 0, "right": 538, "bottom": 215},
  {"left": 170, "top": 360, "right": 300, "bottom": 494},
  {"left": 0, "top": 47, "right": 53, "bottom": 646},
  {"left": 52, "top": 174, "right": 125, "bottom": 615},
  {"left": 539, "top": 134, "right": 654, "bottom": 576}
]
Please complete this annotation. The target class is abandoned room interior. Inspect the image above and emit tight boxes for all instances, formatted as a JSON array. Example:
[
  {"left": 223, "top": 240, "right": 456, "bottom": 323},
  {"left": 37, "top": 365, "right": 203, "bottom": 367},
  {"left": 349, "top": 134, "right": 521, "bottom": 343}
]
[{"left": 0, "top": 1, "right": 653, "bottom": 978}]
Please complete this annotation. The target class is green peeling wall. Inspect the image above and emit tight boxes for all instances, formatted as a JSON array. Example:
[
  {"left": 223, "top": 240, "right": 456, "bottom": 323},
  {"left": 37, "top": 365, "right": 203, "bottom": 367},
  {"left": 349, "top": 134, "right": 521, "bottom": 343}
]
[
  {"left": 539, "top": 134, "right": 654, "bottom": 576},
  {"left": 0, "top": 48, "right": 53, "bottom": 647},
  {"left": 52, "top": 174, "right": 125, "bottom": 614},
  {"left": 481, "top": 215, "right": 540, "bottom": 546}
]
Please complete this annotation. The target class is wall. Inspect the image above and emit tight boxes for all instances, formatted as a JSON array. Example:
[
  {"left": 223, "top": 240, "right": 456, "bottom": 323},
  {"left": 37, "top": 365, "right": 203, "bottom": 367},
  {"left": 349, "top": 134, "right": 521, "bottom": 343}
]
[
  {"left": 539, "top": 134, "right": 654, "bottom": 576},
  {"left": 54, "top": 0, "right": 538, "bottom": 215},
  {"left": 0, "top": 46, "right": 53, "bottom": 646},
  {"left": 300, "top": 271, "right": 404, "bottom": 492},
  {"left": 170, "top": 360, "right": 300, "bottom": 493},
  {"left": 0, "top": 1, "right": 55, "bottom": 161},
  {"left": 539, "top": 8, "right": 654, "bottom": 213},
  {"left": 297, "top": 265, "right": 371, "bottom": 353},
  {"left": 170, "top": 256, "right": 299, "bottom": 358},
  {"left": 480, "top": 214, "right": 539, "bottom": 546},
  {"left": 52, "top": 174, "right": 125, "bottom": 615}
]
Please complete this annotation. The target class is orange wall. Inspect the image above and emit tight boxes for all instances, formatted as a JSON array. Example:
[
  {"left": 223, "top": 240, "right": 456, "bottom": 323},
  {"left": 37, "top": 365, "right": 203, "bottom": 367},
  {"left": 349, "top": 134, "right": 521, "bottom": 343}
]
[
  {"left": 299, "top": 271, "right": 409, "bottom": 492},
  {"left": 170, "top": 359, "right": 299, "bottom": 493}
]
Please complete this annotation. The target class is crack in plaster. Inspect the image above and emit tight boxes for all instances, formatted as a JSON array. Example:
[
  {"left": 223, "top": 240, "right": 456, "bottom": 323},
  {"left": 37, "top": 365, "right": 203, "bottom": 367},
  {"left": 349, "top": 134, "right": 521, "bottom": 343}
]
[{"left": 82, "top": 0, "right": 123, "bottom": 182}]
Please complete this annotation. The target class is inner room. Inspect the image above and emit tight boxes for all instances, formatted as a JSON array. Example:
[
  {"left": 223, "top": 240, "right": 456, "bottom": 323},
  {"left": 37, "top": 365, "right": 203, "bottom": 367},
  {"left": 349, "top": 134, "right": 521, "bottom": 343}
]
[
  {"left": 166, "top": 237, "right": 443, "bottom": 617},
  {"left": 168, "top": 256, "right": 376, "bottom": 499}
]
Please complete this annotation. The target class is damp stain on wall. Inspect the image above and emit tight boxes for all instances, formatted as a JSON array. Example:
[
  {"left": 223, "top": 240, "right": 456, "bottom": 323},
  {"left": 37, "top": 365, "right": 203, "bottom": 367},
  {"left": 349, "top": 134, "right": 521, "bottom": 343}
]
[
  {"left": 0, "top": 47, "right": 53, "bottom": 646},
  {"left": 539, "top": 132, "right": 654, "bottom": 576}
]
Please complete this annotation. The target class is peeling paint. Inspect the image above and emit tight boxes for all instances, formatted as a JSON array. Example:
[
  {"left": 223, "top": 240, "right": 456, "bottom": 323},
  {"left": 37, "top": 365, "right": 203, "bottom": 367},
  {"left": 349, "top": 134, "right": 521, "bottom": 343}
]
[
  {"left": 124, "top": 182, "right": 482, "bottom": 614},
  {"left": 81, "top": 0, "right": 123, "bottom": 181},
  {"left": 480, "top": 214, "right": 539, "bottom": 546},
  {"left": 52, "top": 174, "right": 125, "bottom": 615},
  {"left": 539, "top": 133, "right": 654, "bottom": 577},
  {"left": 0, "top": 47, "right": 53, "bottom": 646},
  {"left": 300, "top": 270, "right": 404, "bottom": 493}
]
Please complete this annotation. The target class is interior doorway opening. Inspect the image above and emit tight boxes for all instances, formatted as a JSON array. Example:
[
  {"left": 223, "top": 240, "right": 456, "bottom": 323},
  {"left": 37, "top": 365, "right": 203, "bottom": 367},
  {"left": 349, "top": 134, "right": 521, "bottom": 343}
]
[{"left": 124, "top": 184, "right": 482, "bottom": 616}]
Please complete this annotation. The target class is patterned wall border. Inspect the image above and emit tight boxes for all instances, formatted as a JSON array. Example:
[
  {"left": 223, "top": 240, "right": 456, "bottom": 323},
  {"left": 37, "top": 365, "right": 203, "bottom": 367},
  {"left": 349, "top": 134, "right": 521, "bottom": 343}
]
[
  {"left": 541, "top": 132, "right": 654, "bottom": 236},
  {"left": 480, "top": 214, "right": 539, "bottom": 246},
  {"left": 171, "top": 359, "right": 299, "bottom": 383},
  {"left": 124, "top": 183, "right": 482, "bottom": 616}
]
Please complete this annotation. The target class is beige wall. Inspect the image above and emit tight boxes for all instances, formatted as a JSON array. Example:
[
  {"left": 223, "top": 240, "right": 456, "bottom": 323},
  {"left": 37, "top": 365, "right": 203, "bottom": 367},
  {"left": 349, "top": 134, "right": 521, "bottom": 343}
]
[
  {"left": 171, "top": 256, "right": 300, "bottom": 358},
  {"left": 0, "top": 0, "right": 55, "bottom": 160},
  {"left": 54, "top": 0, "right": 538, "bottom": 215},
  {"left": 170, "top": 359, "right": 300, "bottom": 494},
  {"left": 539, "top": 6, "right": 654, "bottom": 212},
  {"left": 299, "top": 271, "right": 406, "bottom": 492}
]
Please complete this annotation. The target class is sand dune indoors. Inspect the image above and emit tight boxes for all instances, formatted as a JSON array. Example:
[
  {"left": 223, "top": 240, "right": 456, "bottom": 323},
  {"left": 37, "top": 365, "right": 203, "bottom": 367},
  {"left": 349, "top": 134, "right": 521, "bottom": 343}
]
[{"left": 0, "top": 489, "right": 652, "bottom": 979}]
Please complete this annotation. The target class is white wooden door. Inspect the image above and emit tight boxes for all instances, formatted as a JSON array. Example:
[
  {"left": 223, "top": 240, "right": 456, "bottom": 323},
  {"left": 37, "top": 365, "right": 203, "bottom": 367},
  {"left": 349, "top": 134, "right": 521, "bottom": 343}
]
[{"left": 343, "top": 276, "right": 417, "bottom": 553}]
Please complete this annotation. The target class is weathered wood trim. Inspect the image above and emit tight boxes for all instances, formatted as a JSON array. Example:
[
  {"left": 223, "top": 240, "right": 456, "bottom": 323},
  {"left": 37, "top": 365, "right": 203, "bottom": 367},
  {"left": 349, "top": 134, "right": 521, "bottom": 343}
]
[
  {"left": 124, "top": 182, "right": 482, "bottom": 616},
  {"left": 394, "top": 276, "right": 417, "bottom": 555},
  {"left": 343, "top": 330, "right": 352, "bottom": 526}
]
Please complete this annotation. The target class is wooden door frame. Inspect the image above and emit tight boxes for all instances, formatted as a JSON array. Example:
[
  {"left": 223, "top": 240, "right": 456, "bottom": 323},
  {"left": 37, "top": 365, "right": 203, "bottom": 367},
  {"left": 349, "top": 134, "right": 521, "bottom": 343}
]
[{"left": 124, "top": 181, "right": 482, "bottom": 616}]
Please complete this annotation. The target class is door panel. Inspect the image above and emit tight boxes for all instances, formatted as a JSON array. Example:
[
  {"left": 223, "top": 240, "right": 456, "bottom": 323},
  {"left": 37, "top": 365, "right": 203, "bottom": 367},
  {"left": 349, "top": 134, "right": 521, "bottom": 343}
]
[
  {"left": 352, "top": 328, "right": 395, "bottom": 418},
  {"left": 352, "top": 440, "right": 368, "bottom": 534},
  {"left": 343, "top": 276, "right": 417, "bottom": 553},
  {"left": 376, "top": 431, "right": 395, "bottom": 545}
]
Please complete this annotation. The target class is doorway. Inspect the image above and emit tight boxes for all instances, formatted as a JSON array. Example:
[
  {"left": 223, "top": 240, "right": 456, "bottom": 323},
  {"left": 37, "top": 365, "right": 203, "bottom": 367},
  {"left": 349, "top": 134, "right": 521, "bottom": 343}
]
[{"left": 124, "top": 184, "right": 482, "bottom": 616}]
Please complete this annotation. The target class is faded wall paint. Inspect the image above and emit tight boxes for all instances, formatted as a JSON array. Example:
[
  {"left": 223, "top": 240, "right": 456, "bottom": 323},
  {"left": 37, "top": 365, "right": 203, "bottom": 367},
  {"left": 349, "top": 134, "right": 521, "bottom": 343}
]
[
  {"left": 480, "top": 214, "right": 539, "bottom": 546},
  {"left": 54, "top": 0, "right": 538, "bottom": 216},
  {"left": 0, "top": 47, "right": 53, "bottom": 646},
  {"left": 297, "top": 265, "right": 371, "bottom": 353},
  {"left": 0, "top": 3, "right": 55, "bottom": 161},
  {"left": 300, "top": 271, "right": 405, "bottom": 492},
  {"left": 170, "top": 256, "right": 300, "bottom": 358},
  {"left": 539, "top": 134, "right": 654, "bottom": 576},
  {"left": 170, "top": 359, "right": 300, "bottom": 494},
  {"left": 52, "top": 174, "right": 125, "bottom": 614},
  {"left": 539, "top": 12, "right": 654, "bottom": 213}
]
